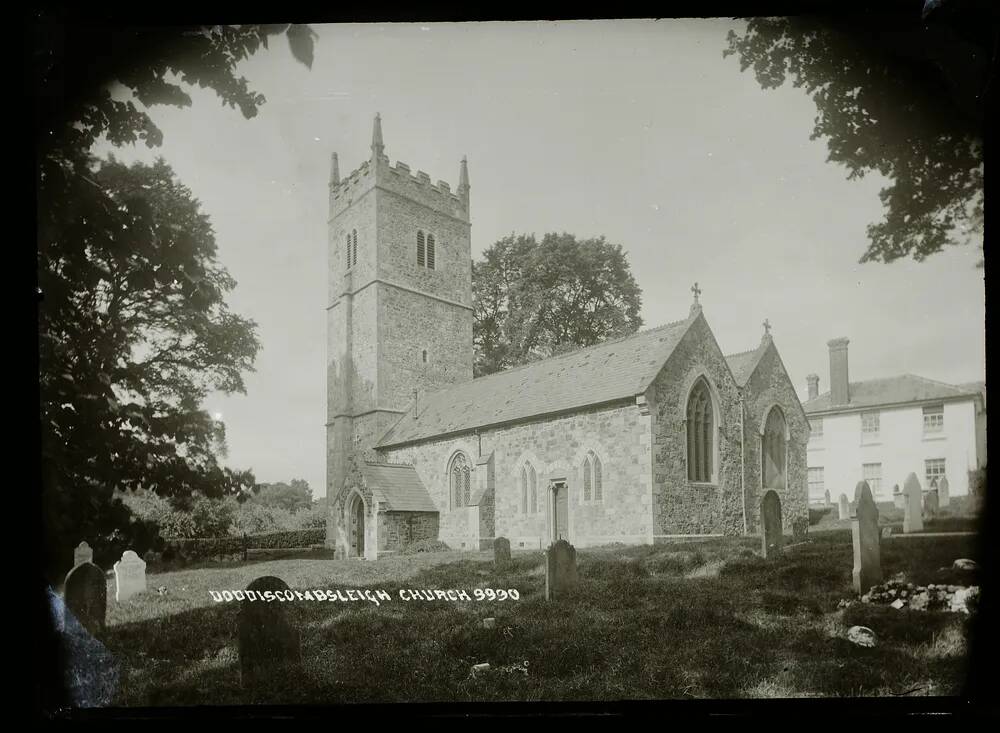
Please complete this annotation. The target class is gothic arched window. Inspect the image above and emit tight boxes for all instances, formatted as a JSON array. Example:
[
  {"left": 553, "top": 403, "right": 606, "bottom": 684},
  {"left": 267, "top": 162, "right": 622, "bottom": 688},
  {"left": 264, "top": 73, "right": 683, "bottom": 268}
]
[
  {"left": 582, "top": 451, "right": 603, "bottom": 503},
  {"left": 450, "top": 452, "right": 472, "bottom": 509},
  {"left": 686, "top": 377, "right": 715, "bottom": 483},
  {"left": 417, "top": 231, "right": 425, "bottom": 267},
  {"left": 529, "top": 464, "right": 537, "bottom": 513},
  {"left": 426, "top": 234, "right": 436, "bottom": 270}
]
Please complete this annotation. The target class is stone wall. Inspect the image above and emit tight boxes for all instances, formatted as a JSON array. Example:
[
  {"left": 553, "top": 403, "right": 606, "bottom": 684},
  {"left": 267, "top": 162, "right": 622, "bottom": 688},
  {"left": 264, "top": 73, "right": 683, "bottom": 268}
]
[
  {"left": 742, "top": 342, "right": 810, "bottom": 539},
  {"left": 379, "top": 400, "right": 653, "bottom": 550},
  {"left": 648, "top": 312, "right": 744, "bottom": 537},
  {"left": 378, "top": 511, "right": 439, "bottom": 554}
]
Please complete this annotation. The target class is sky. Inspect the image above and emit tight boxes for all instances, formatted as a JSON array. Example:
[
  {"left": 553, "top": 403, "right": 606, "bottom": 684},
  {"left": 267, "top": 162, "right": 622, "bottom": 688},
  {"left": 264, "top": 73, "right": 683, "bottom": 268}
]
[{"left": 101, "top": 19, "right": 986, "bottom": 499}]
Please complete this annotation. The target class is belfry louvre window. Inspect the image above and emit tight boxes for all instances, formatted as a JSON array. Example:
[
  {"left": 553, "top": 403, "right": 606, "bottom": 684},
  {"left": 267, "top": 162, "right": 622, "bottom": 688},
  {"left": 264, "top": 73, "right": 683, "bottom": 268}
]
[
  {"left": 426, "top": 234, "right": 436, "bottom": 270},
  {"left": 450, "top": 453, "right": 471, "bottom": 508},
  {"left": 345, "top": 233, "right": 352, "bottom": 269},
  {"left": 417, "top": 231, "right": 425, "bottom": 267},
  {"left": 352, "top": 230, "right": 358, "bottom": 267},
  {"left": 686, "top": 378, "right": 714, "bottom": 482}
]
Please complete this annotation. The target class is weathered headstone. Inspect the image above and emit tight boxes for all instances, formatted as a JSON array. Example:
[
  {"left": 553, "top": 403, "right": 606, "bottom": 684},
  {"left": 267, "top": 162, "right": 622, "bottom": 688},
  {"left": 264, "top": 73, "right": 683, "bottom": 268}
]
[
  {"left": 824, "top": 489, "right": 831, "bottom": 507},
  {"left": 64, "top": 562, "right": 107, "bottom": 636},
  {"left": 937, "top": 476, "right": 950, "bottom": 508},
  {"left": 838, "top": 493, "right": 850, "bottom": 520},
  {"left": 892, "top": 485, "right": 905, "bottom": 510},
  {"left": 760, "top": 490, "right": 783, "bottom": 559},
  {"left": 851, "top": 480, "right": 882, "bottom": 595},
  {"left": 239, "top": 576, "right": 302, "bottom": 689},
  {"left": 113, "top": 550, "right": 147, "bottom": 602},
  {"left": 73, "top": 541, "right": 93, "bottom": 567},
  {"left": 924, "top": 489, "right": 940, "bottom": 519},
  {"left": 545, "top": 539, "right": 578, "bottom": 600},
  {"left": 494, "top": 536, "right": 511, "bottom": 568},
  {"left": 902, "top": 473, "right": 924, "bottom": 533}
]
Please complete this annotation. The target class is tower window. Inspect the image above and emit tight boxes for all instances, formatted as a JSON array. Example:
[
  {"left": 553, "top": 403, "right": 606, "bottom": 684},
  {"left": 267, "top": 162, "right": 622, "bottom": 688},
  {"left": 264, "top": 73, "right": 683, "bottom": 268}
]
[
  {"left": 417, "top": 231, "right": 425, "bottom": 267},
  {"left": 426, "top": 234, "right": 436, "bottom": 270},
  {"left": 351, "top": 229, "right": 358, "bottom": 268},
  {"left": 345, "top": 233, "right": 351, "bottom": 269}
]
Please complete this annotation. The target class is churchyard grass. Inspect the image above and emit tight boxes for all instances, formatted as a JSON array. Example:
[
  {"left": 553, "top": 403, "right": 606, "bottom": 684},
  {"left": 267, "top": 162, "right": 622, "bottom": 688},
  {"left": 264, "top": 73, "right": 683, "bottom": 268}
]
[{"left": 97, "top": 532, "right": 977, "bottom": 704}]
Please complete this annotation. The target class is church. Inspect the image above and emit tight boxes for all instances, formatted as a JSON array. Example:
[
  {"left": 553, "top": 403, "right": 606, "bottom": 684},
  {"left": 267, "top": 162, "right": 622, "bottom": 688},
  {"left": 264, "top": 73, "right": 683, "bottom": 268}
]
[{"left": 325, "top": 115, "right": 809, "bottom": 559}]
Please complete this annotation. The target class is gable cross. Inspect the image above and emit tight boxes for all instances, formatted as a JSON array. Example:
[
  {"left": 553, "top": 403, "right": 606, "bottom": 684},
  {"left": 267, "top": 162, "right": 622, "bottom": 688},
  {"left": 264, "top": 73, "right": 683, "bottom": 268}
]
[
  {"left": 691, "top": 282, "right": 701, "bottom": 305},
  {"left": 762, "top": 318, "right": 771, "bottom": 337}
]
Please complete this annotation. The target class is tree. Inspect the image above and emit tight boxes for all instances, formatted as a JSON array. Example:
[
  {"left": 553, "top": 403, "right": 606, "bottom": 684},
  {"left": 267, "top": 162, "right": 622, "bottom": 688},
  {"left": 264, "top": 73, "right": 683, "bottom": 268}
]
[
  {"left": 723, "top": 4, "right": 991, "bottom": 265},
  {"left": 250, "top": 480, "right": 314, "bottom": 512},
  {"left": 473, "top": 233, "right": 643, "bottom": 376},
  {"left": 35, "top": 19, "right": 317, "bottom": 572}
]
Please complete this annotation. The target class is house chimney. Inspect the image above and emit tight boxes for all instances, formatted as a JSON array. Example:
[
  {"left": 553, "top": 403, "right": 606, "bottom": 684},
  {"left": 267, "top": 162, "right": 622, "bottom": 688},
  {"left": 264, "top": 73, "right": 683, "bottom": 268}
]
[
  {"left": 806, "top": 374, "right": 819, "bottom": 401},
  {"left": 827, "top": 337, "right": 850, "bottom": 405}
]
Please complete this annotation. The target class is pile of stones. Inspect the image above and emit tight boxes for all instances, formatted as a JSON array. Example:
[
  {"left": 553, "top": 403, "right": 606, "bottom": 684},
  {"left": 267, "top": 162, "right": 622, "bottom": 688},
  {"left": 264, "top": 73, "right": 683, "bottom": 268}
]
[{"left": 859, "top": 580, "right": 980, "bottom": 614}]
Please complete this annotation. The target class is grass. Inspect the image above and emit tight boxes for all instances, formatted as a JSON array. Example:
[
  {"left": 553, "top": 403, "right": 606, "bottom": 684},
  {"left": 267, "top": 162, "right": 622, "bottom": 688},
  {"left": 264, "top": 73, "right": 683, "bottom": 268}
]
[{"left": 70, "top": 531, "right": 978, "bottom": 705}]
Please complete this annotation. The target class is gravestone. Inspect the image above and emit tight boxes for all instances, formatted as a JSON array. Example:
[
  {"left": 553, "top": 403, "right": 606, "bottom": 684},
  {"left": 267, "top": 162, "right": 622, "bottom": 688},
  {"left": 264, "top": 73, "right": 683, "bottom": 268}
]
[
  {"left": 73, "top": 541, "right": 93, "bottom": 567},
  {"left": 924, "top": 489, "right": 939, "bottom": 519},
  {"left": 792, "top": 517, "right": 808, "bottom": 542},
  {"left": 838, "top": 493, "right": 850, "bottom": 520},
  {"left": 824, "top": 489, "right": 831, "bottom": 507},
  {"left": 494, "top": 536, "right": 511, "bottom": 568},
  {"left": 239, "top": 576, "right": 302, "bottom": 689},
  {"left": 892, "top": 485, "right": 905, "bottom": 510},
  {"left": 63, "top": 562, "right": 107, "bottom": 636},
  {"left": 760, "top": 490, "right": 783, "bottom": 559},
  {"left": 545, "top": 539, "right": 578, "bottom": 600},
  {"left": 937, "top": 476, "right": 950, "bottom": 508},
  {"left": 851, "top": 480, "right": 882, "bottom": 595},
  {"left": 113, "top": 550, "right": 147, "bottom": 602},
  {"left": 902, "top": 473, "right": 924, "bottom": 533}
]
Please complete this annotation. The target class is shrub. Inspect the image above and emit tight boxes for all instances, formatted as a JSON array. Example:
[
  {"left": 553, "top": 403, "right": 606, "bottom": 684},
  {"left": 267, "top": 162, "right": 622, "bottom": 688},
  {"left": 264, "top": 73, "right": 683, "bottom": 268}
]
[{"left": 399, "top": 539, "right": 451, "bottom": 555}]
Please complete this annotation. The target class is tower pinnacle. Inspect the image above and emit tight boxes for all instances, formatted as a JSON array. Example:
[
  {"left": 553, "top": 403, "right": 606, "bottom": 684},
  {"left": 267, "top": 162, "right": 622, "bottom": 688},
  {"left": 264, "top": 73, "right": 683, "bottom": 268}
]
[
  {"left": 371, "top": 113, "right": 385, "bottom": 158},
  {"left": 459, "top": 155, "right": 470, "bottom": 191},
  {"left": 330, "top": 152, "right": 340, "bottom": 186}
]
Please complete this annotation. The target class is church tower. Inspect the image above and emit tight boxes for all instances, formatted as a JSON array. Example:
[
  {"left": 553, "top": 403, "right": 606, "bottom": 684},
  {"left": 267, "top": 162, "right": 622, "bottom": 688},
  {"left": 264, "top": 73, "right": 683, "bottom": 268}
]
[{"left": 326, "top": 115, "right": 474, "bottom": 514}]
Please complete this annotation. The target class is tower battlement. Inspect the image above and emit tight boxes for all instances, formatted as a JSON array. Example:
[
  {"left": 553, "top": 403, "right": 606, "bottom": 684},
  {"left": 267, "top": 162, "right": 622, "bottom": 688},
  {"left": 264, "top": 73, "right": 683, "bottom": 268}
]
[{"left": 331, "top": 154, "right": 469, "bottom": 222}]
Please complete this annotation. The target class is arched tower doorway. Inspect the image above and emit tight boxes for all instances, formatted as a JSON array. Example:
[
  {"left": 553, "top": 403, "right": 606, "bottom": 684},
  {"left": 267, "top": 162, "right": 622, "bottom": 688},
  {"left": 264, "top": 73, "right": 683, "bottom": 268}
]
[{"left": 348, "top": 492, "right": 366, "bottom": 558}]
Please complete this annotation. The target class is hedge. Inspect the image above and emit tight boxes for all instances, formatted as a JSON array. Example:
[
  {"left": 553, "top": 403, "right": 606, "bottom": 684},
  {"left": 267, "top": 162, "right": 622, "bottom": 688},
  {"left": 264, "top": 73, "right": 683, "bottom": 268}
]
[{"left": 164, "top": 528, "right": 326, "bottom": 562}]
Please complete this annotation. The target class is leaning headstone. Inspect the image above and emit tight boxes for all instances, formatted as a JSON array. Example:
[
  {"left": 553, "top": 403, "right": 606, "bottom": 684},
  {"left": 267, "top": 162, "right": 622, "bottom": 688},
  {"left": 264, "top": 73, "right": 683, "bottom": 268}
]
[
  {"left": 851, "top": 480, "right": 882, "bottom": 595},
  {"left": 924, "top": 489, "right": 939, "bottom": 519},
  {"left": 239, "top": 576, "right": 302, "bottom": 689},
  {"left": 760, "top": 490, "right": 783, "bottom": 559},
  {"left": 494, "top": 536, "right": 511, "bottom": 568},
  {"left": 73, "top": 541, "right": 93, "bottom": 567},
  {"left": 902, "top": 473, "right": 924, "bottom": 533},
  {"left": 113, "top": 550, "right": 147, "bottom": 602},
  {"left": 937, "top": 476, "right": 950, "bottom": 508},
  {"left": 838, "top": 493, "right": 850, "bottom": 520},
  {"left": 892, "top": 485, "right": 905, "bottom": 510},
  {"left": 545, "top": 539, "right": 578, "bottom": 600},
  {"left": 64, "top": 562, "right": 107, "bottom": 636}
]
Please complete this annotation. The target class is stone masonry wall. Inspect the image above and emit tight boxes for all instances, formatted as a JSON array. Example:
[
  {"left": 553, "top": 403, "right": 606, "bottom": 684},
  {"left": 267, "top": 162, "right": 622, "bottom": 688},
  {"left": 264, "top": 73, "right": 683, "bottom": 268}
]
[
  {"left": 742, "top": 341, "right": 810, "bottom": 539},
  {"left": 649, "top": 313, "right": 744, "bottom": 537},
  {"left": 380, "top": 400, "right": 653, "bottom": 550}
]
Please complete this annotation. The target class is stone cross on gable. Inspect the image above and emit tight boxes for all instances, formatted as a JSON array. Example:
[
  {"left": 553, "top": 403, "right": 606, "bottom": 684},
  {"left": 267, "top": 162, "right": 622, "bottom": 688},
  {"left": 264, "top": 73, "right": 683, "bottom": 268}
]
[
  {"left": 691, "top": 282, "right": 701, "bottom": 304},
  {"left": 762, "top": 318, "right": 771, "bottom": 337}
]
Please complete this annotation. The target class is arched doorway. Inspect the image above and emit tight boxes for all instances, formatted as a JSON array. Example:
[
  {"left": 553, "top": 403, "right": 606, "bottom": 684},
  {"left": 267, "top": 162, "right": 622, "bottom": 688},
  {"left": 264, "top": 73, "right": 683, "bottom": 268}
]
[
  {"left": 762, "top": 406, "right": 788, "bottom": 491},
  {"left": 349, "top": 493, "right": 365, "bottom": 558}
]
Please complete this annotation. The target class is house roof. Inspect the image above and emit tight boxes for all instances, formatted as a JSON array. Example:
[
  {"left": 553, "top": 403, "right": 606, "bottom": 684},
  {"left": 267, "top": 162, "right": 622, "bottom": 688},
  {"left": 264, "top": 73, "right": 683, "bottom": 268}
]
[
  {"left": 377, "top": 314, "right": 697, "bottom": 447},
  {"left": 725, "top": 341, "right": 768, "bottom": 386},
  {"left": 360, "top": 462, "right": 437, "bottom": 512},
  {"left": 802, "top": 374, "right": 984, "bottom": 415}
]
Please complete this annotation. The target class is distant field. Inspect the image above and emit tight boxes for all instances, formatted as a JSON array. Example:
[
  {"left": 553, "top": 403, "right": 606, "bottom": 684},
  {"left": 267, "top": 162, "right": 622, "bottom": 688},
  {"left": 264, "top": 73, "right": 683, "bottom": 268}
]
[{"left": 73, "top": 529, "right": 980, "bottom": 705}]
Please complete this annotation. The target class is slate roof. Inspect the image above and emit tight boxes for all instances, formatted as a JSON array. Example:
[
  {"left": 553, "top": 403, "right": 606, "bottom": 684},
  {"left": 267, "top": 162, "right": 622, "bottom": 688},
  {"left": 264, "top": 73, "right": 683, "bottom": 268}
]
[
  {"left": 377, "top": 315, "right": 696, "bottom": 447},
  {"left": 724, "top": 341, "right": 768, "bottom": 386},
  {"left": 360, "top": 462, "right": 437, "bottom": 512},
  {"left": 802, "top": 374, "right": 984, "bottom": 414}
]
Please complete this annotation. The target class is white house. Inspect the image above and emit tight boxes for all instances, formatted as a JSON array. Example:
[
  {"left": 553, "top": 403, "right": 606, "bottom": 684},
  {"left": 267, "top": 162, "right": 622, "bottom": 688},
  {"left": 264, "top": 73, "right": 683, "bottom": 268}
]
[{"left": 802, "top": 337, "right": 986, "bottom": 504}]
